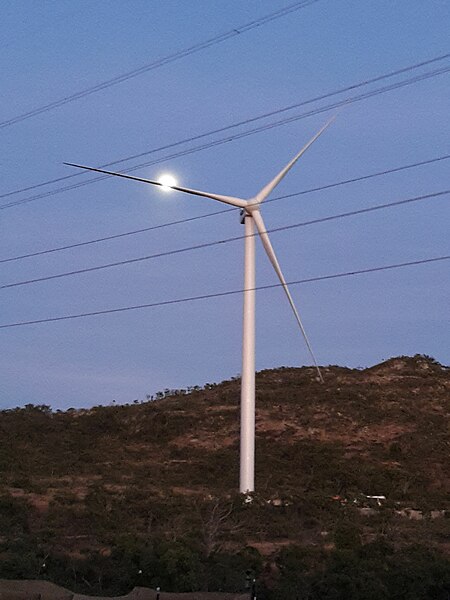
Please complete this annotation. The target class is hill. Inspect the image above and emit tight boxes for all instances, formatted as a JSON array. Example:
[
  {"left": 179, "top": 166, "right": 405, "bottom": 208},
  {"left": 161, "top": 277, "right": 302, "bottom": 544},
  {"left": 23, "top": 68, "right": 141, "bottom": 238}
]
[{"left": 0, "top": 354, "right": 449, "bottom": 597}]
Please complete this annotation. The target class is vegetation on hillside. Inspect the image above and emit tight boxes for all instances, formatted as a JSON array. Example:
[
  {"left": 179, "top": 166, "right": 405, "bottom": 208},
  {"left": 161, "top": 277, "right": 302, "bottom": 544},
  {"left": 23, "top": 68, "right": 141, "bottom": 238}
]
[{"left": 0, "top": 355, "right": 449, "bottom": 598}]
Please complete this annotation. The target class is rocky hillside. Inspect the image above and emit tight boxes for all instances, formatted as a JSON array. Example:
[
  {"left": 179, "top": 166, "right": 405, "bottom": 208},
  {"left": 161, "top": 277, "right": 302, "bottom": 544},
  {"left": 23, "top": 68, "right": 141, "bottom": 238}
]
[{"left": 0, "top": 355, "right": 449, "bottom": 596}]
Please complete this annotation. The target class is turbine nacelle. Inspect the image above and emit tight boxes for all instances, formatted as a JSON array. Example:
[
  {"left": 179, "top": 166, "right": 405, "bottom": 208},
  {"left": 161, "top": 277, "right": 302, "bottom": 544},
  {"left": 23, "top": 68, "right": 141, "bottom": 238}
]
[{"left": 243, "top": 202, "right": 259, "bottom": 214}]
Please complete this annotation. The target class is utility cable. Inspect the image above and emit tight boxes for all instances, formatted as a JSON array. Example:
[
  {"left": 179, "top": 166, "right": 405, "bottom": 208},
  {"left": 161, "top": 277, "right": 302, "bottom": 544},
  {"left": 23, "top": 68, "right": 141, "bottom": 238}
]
[
  {"left": 1, "top": 52, "right": 449, "bottom": 204},
  {"left": 0, "top": 1, "right": 319, "bottom": 130},
  {"left": 1, "top": 189, "right": 448, "bottom": 290},
  {"left": 1, "top": 154, "right": 448, "bottom": 265},
  {"left": 2, "top": 65, "right": 449, "bottom": 211},
  {"left": 0, "top": 255, "right": 448, "bottom": 329},
  {"left": 2, "top": 66, "right": 449, "bottom": 211}
]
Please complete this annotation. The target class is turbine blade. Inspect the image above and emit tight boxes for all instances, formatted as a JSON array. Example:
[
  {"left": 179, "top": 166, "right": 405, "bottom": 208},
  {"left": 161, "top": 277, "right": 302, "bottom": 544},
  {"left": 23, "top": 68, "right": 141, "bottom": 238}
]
[
  {"left": 252, "top": 210, "right": 323, "bottom": 382},
  {"left": 64, "top": 163, "right": 247, "bottom": 208},
  {"left": 253, "top": 117, "right": 335, "bottom": 204}
]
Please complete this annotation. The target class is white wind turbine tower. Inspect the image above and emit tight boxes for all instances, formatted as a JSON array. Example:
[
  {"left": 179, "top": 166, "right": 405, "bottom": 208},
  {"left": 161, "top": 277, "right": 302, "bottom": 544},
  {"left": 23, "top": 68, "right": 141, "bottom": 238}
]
[{"left": 65, "top": 118, "right": 333, "bottom": 494}]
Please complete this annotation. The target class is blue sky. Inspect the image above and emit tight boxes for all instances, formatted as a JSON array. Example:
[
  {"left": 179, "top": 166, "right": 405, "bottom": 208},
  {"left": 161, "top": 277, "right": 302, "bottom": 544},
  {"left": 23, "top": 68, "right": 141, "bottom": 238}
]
[{"left": 1, "top": 0, "right": 449, "bottom": 409}]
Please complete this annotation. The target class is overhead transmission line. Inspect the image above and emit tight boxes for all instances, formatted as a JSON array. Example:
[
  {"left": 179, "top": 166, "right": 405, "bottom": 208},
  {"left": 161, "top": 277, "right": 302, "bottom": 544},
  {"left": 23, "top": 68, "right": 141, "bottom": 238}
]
[
  {"left": 62, "top": 65, "right": 450, "bottom": 176},
  {"left": 1, "top": 52, "right": 449, "bottom": 207},
  {"left": 3, "top": 70, "right": 449, "bottom": 213},
  {"left": 0, "top": 0, "right": 319, "bottom": 130},
  {"left": 1, "top": 190, "right": 448, "bottom": 291},
  {"left": 2, "top": 69, "right": 449, "bottom": 213},
  {"left": 1, "top": 154, "right": 448, "bottom": 265},
  {"left": 1, "top": 255, "right": 448, "bottom": 330}
]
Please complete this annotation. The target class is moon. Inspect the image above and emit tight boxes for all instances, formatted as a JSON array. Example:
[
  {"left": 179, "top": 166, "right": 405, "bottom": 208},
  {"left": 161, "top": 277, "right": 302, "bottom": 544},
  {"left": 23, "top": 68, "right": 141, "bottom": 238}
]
[{"left": 158, "top": 173, "right": 177, "bottom": 192}]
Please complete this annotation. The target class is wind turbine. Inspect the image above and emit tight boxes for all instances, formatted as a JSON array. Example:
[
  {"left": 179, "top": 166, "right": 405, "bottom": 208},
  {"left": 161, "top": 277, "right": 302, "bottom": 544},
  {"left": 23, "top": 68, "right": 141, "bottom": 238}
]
[{"left": 65, "top": 118, "right": 333, "bottom": 494}]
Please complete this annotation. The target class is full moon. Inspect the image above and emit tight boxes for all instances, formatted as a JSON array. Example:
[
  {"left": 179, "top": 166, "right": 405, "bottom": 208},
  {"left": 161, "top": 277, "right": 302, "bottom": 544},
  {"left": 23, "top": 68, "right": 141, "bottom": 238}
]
[{"left": 158, "top": 173, "right": 177, "bottom": 192}]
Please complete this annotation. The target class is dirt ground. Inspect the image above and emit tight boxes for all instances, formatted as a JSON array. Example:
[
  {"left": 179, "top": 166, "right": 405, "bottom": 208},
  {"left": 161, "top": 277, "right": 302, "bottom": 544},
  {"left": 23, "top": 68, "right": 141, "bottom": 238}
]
[{"left": 0, "top": 581, "right": 247, "bottom": 600}]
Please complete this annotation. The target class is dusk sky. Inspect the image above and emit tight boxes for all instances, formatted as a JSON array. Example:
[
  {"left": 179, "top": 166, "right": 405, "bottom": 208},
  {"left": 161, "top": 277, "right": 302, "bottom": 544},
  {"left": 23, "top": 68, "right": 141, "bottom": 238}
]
[{"left": 1, "top": 0, "right": 449, "bottom": 410}]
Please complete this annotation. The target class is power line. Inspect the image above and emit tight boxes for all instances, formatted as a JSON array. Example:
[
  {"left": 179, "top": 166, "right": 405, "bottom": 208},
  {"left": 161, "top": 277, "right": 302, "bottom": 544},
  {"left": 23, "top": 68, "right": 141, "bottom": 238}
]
[
  {"left": 1, "top": 190, "right": 448, "bottom": 290},
  {"left": 1, "top": 154, "right": 448, "bottom": 265},
  {"left": 2, "top": 69, "right": 449, "bottom": 214},
  {"left": 2, "top": 66, "right": 449, "bottom": 212},
  {"left": 0, "top": 1, "right": 319, "bottom": 130},
  {"left": 1, "top": 255, "right": 448, "bottom": 329},
  {"left": 2, "top": 52, "right": 449, "bottom": 204},
  {"left": 2, "top": 68, "right": 447, "bottom": 216}
]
